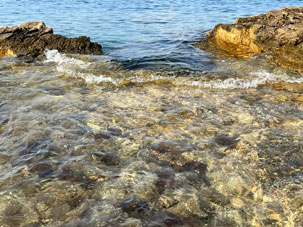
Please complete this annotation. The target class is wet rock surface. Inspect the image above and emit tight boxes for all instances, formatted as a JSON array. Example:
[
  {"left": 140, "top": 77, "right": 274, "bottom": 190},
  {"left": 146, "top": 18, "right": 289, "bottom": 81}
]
[
  {"left": 199, "top": 7, "right": 303, "bottom": 71},
  {"left": 0, "top": 21, "right": 102, "bottom": 58}
]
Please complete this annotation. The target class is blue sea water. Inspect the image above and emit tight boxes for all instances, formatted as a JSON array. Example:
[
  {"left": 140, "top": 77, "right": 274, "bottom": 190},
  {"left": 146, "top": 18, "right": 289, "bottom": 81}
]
[{"left": 0, "top": 0, "right": 301, "bottom": 70}]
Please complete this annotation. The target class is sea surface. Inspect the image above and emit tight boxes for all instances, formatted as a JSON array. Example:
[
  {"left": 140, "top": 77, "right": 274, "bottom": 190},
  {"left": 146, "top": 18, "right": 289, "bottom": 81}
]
[{"left": 1, "top": 0, "right": 303, "bottom": 226}]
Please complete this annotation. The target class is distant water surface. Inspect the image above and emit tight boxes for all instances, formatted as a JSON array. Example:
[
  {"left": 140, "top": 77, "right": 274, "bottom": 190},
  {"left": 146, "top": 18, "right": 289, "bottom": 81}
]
[{"left": 0, "top": 0, "right": 301, "bottom": 69}]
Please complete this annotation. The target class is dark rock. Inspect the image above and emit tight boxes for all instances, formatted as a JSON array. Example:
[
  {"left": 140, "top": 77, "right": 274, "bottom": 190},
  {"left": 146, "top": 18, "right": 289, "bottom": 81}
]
[
  {"left": 214, "top": 134, "right": 238, "bottom": 148},
  {"left": 170, "top": 161, "right": 208, "bottom": 175},
  {"left": 38, "top": 168, "right": 54, "bottom": 178},
  {"left": 94, "top": 131, "right": 112, "bottom": 139},
  {"left": 149, "top": 140, "right": 194, "bottom": 154},
  {"left": 198, "top": 7, "right": 303, "bottom": 71},
  {"left": 200, "top": 188, "right": 230, "bottom": 206},
  {"left": 149, "top": 142, "right": 174, "bottom": 153},
  {"left": 0, "top": 118, "right": 9, "bottom": 125},
  {"left": 147, "top": 213, "right": 183, "bottom": 227},
  {"left": 155, "top": 168, "right": 175, "bottom": 180},
  {"left": 23, "top": 222, "right": 43, "bottom": 227},
  {"left": 120, "top": 196, "right": 150, "bottom": 217},
  {"left": 155, "top": 169, "right": 176, "bottom": 194},
  {"left": 94, "top": 128, "right": 126, "bottom": 139},
  {"left": 59, "top": 165, "right": 94, "bottom": 186},
  {"left": 1, "top": 202, "right": 23, "bottom": 226},
  {"left": 91, "top": 151, "right": 120, "bottom": 166},
  {"left": 183, "top": 161, "right": 208, "bottom": 174},
  {"left": 67, "top": 196, "right": 85, "bottom": 209},
  {"left": 0, "top": 21, "right": 102, "bottom": 58},
  {"left": 107, "top": 128, "right": 123, "bottom": 137}
]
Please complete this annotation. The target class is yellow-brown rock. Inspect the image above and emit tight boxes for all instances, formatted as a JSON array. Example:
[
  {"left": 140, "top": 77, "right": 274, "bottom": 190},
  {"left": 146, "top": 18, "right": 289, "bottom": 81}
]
[
  {"left": 199, "top": 7, "right": 303, "bottom": 71},
  {"left": 202, "top": 24, "right": 260, "bottom": 58},
  {"left": 0, "top": 48, "right": 16, "bottom": 57}
]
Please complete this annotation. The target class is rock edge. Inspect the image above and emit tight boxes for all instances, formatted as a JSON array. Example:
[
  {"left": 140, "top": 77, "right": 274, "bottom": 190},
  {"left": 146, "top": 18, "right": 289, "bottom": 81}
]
[
  {"left": 198, "top": 7, "right": 303, "bottom": 71},
  {"left": 0, "top": 21, "right": 102, "bottom": 58}
]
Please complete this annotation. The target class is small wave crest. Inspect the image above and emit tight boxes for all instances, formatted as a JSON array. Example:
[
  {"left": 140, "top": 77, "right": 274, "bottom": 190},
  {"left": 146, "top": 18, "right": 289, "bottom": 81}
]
[
  {"left": 44, "top": 50, "right": 117, "bottom": 84},
  {"left": 44, "top": 50, "right": 170, "bottom": 85},
  {"left": 176, "top": 71, "right": 303, "bottom": 89},
  {"left": 44, "top": 50, "right": 303, "bottom": 89}
]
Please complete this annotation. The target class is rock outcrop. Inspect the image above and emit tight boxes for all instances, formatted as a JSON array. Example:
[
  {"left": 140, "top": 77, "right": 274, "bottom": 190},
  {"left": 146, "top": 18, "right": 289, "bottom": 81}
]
[
  {"left": 198, "top": 7, "right": 303, "bottom": 71},
  {"left": 0, "top": 21, "right": 102, "bottom": 58}
]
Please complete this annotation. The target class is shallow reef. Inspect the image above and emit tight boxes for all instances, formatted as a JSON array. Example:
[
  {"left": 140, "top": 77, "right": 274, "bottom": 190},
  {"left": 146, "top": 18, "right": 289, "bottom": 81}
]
[{"left": 0, "top": 51, "right": 303, "bottom": 226}]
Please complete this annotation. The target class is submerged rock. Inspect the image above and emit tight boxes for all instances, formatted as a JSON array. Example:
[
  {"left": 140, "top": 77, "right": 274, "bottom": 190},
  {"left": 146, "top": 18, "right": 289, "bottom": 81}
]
[
  {"left": 0, "top": 21, "right": 102, "bottom": 58},
  {"left": 120, "top": 196, "right": 150, "bottom": 217},
  {"left": 214, "top": 134, "right": 239, "bottom": 148},
  {"left": 198, "top": 7, "right": 303, "bottom": 71}
]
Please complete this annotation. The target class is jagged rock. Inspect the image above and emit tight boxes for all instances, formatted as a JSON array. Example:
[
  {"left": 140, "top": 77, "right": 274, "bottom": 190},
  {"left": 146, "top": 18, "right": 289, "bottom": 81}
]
[
  {"left": 198, "top": 7, "right": 303, "bottom": 71},
  {"left": 0, "top": 21, "right": 102, "bottom": 58}
]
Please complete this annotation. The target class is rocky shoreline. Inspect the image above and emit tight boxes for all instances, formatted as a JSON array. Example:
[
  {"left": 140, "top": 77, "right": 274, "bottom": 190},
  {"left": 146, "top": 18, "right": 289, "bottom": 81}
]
[
  {"left": 0, "top": 21, "right": 102, "bottom": 59},
  {"left": 198, "top": 7, "right": 303, "bottom": 71},
  {"left": 3, "top": 8, "right": 303, "bottom": 72}
]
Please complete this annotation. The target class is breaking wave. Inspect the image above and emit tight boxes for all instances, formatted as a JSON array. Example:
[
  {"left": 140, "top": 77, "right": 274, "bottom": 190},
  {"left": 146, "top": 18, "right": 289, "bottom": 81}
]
[
  {"left": 44, "top": 50, "right": 303, "bottom": 89},
  {"left": 177, "top": 71, "right": 303, "bottom": 89},
  {"left": 44, "top": 50, "right": 117, "bottom": 84}
]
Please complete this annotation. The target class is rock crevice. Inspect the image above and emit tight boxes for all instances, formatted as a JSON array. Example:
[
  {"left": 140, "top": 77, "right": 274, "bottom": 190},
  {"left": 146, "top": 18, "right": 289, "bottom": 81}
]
[{"left": 0, "top": 21, "right": 102, "bottom": 58}]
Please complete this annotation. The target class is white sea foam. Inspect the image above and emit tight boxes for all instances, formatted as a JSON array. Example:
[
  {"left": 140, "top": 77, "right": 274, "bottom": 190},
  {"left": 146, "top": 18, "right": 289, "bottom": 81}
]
[
  {"left": 44, "top": 49, "right": 91, "bottom": 69},
  {"left": 44, "top": 50, "right": 303, "bottom": 89},
  {"left": 44, "top": 50, "right": 117, "bottom": 84},
  {"left": 177, "top": 71, "right": 303, "bottom": 89}
]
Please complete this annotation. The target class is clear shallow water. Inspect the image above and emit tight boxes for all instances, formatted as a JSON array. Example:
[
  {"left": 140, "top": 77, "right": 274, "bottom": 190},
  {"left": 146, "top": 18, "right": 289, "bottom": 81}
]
[{"left": 1, "top": 1, "right": 303, "bottom": 227}]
